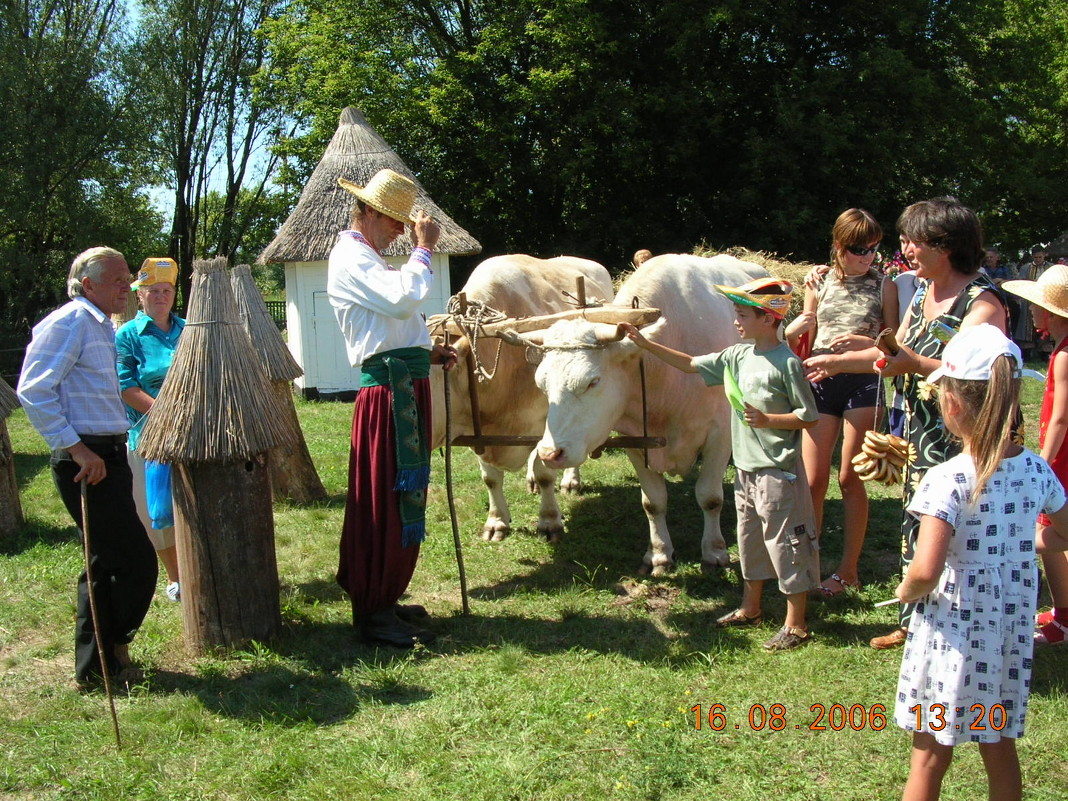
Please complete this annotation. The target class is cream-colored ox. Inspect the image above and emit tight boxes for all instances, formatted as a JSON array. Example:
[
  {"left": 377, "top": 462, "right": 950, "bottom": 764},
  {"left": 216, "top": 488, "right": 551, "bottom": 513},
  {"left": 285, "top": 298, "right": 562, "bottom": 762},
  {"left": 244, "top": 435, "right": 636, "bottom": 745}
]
[
  {"left": 430, "top": 254, "right": 614, "bottom": 541},
  {"left": 516, "top": 253, "right": 770, "bottom": 575}
]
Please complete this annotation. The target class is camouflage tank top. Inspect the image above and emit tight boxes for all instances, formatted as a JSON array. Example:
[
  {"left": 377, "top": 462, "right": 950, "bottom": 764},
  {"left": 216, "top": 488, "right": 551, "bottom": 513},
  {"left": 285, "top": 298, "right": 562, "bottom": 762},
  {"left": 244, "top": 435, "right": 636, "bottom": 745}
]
[{"left": 812, "top": 268, "right": 884, "bottom": 354}]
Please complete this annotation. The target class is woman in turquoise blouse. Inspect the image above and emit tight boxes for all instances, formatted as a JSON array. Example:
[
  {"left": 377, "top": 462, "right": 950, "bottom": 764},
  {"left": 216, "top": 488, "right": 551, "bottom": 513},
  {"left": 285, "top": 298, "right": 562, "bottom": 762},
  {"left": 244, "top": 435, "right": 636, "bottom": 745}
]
[{"left": 115, "top": 258, "right": 185, "bottom": 601}]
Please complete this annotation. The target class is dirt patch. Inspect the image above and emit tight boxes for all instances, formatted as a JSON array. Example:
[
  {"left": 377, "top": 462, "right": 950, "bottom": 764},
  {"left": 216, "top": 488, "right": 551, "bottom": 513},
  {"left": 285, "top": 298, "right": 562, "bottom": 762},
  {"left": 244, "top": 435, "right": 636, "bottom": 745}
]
[{"left": 612, "top": 581, "right": 680, "bottom": 617}]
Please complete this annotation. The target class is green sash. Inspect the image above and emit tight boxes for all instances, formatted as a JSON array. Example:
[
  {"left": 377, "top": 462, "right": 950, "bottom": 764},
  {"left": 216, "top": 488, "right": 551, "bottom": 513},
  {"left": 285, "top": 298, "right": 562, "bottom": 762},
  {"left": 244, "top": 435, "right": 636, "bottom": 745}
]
[{"left": 361, "top": 347, "right": 431, "bottom": 547}]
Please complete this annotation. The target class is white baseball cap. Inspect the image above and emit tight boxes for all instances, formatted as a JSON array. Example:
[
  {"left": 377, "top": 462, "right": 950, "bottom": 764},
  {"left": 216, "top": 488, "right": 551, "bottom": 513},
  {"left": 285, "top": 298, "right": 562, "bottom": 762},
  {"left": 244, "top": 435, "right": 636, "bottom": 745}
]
[{"left": 927, "top": 324, "right": 1022, "bottom": 383}]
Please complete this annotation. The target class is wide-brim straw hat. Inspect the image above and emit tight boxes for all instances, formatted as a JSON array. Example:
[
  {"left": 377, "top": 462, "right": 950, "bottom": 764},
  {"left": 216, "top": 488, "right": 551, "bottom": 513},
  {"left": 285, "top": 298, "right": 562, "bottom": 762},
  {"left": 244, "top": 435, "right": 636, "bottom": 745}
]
[
  {"left": 337, "top": 169, "right": 418, "bottom": 224},
  {"left": 1003, "top": 263, "right": 1068, "bottom": 319}
]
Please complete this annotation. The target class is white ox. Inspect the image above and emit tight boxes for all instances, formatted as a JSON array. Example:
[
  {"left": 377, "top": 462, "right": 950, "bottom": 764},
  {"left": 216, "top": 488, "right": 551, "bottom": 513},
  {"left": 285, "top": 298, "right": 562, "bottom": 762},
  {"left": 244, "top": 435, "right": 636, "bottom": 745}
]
[
  {"left": 430, "top": 254, "right": 615, "bottom": 541},
  {"left": 524, "top": 253, "right": 770, "bottom": 574}
]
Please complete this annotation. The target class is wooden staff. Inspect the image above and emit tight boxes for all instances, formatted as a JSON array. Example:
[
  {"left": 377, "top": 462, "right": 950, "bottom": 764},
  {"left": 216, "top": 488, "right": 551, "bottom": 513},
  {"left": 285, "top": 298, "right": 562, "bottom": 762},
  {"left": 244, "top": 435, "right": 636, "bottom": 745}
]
[
  {"left": 442, "top": 332, "right": 471, "bottom": 615},
  {"left": 80, "top": 480, "right": 122, "bottom": 749}
]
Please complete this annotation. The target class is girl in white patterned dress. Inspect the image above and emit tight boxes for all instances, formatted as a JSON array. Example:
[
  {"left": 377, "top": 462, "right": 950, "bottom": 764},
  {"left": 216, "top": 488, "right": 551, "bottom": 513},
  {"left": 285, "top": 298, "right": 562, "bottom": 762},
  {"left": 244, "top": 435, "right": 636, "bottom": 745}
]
[{"left": 893, "top": 324, "right": 1068, "bottom": 801}]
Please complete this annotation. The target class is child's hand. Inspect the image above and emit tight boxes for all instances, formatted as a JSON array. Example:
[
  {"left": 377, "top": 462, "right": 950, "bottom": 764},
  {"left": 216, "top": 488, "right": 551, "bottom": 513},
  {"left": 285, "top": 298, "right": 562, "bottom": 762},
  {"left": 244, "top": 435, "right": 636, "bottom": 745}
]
[
  {"left": 784, "top": 311, "right": 815, "bottom": 339},
  {"left": 743, "top": 402, "right": 768, "bottom": 428},
  {"left": 619, "top": 322, "right": 647, "bottom": 348},
  {"left": 802, "top": 354, "right": 839, "bottom": 383}
]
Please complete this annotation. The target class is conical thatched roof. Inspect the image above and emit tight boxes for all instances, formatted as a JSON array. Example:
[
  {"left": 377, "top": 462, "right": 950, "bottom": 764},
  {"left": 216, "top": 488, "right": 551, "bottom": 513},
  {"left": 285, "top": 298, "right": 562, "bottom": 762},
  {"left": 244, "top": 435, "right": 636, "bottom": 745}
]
[
  {"left": 259, "top": 107, "right": 481, "bottom": 264},
  {"left": 231, "top": 264, "right": 303, "bottom": 382}
]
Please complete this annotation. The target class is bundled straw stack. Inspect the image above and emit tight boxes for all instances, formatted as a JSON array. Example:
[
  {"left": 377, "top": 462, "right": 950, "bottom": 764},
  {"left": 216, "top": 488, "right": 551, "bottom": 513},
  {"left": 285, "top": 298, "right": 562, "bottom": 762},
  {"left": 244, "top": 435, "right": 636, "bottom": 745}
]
[
  {"left": 0, "top": 378, "right": 23, "bottom": 538},
  {"left": 139, "top": 256, "right": 292, "bottom": 653},
  {"left": 230, "top": 264, "right": 326, "bottom": 502},
  {"left": 139, "top": 257, "right": 296, "bottom": 463}
]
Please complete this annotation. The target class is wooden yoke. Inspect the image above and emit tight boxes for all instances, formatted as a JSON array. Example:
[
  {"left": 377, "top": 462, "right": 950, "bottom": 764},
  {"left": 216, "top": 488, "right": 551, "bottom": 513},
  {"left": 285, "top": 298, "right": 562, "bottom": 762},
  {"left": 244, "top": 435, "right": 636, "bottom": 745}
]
[{"left": 438, "top": 278, "right": 667, "bottom": 457}]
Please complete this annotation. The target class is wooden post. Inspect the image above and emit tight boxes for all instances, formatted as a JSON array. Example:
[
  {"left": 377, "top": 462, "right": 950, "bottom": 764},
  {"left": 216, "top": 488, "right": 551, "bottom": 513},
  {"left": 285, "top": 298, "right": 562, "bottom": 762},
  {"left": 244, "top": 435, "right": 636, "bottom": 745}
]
[
  {"left": 267, "top": 380, "right": 327, "bottom": 503},
  {"left": 172, "top": 454, "right": 280, "bottom": 653},
  {"left": 0, "top": 421, "right": 23, "bottom": 538},
  {"left": 575, "top": 276, "right": 586, "bottom": 307}
]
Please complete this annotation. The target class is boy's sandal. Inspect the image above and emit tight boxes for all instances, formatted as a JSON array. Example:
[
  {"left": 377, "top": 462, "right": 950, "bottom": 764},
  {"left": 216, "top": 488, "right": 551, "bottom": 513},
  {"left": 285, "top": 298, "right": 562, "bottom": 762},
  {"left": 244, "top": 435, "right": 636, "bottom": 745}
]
[
  {"left": 812, "top": 573, "right": 862, "bottom": 598},
  {"left": 715, "top": 609, "right": 762, "bottom": 628},
  {"left": 1035, "top": 618, "right": 1068, "bottom": 646}
]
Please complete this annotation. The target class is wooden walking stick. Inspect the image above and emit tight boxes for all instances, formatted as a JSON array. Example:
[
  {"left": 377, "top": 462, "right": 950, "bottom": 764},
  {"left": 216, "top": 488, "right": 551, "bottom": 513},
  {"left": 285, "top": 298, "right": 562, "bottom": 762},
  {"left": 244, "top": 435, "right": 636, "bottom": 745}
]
[
  {"left": 80, "top": 479, "right": 122, "bottom": 749},
  {"left": 442, "top": 332, "right": 471, "bottom": 615}
]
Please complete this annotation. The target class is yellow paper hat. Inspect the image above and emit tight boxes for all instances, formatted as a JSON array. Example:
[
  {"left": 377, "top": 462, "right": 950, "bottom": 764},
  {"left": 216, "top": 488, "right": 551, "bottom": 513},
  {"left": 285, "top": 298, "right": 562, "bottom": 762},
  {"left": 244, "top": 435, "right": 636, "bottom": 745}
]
[{"left": 132, "top": 257, "right": 178, "bottom": 289}]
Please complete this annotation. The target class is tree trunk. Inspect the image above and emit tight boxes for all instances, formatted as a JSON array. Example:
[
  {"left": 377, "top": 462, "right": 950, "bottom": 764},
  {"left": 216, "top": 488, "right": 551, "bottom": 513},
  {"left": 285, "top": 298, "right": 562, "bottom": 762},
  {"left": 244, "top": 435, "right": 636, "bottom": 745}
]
[
  {"left": 268, "top": 380, "right": 327, "bottom": 503},
  {"left": 0, "top": 422, "right": 23, "bottom": 538},
  {"left": 172, "top": 453, "right": 280, "bottom": 654}
]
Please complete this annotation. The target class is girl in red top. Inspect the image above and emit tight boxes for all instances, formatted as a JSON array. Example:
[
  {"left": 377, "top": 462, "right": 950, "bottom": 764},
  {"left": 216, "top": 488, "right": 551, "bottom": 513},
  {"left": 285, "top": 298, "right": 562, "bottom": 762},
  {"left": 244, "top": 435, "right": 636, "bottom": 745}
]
[{"left": 1004, "top": 263, "right": 1068, "bottom": 644}]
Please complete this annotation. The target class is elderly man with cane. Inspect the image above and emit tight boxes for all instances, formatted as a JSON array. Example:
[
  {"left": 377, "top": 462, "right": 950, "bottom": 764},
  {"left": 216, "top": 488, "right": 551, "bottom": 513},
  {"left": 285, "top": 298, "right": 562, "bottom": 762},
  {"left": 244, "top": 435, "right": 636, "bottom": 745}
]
[{"left": 18, "top": 247, "right": 158, "bottom": 689}]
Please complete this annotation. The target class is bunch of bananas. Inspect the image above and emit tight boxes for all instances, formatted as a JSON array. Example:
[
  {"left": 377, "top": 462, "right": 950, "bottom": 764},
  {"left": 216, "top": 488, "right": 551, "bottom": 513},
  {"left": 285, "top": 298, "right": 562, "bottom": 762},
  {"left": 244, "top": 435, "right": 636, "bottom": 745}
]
[{"left": 851, "top": 431, "right": 915, "bottom": 485}]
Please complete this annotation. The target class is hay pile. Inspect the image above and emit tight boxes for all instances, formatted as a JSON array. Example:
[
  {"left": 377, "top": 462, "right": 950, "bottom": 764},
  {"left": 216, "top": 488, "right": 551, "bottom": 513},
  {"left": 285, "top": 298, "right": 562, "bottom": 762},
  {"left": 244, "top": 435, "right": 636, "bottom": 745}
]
[
  {"left": 0, "top": 378, "right": 19, "bottom": 420},
  {"left": 138, "top": 257, "right": 298, "bottom": 463},
  {"left": 230, "top": 265, "right": 302, "bottom": 382},
  {"left": 692, "top": 245, "right": 818, "bottom": 320}
]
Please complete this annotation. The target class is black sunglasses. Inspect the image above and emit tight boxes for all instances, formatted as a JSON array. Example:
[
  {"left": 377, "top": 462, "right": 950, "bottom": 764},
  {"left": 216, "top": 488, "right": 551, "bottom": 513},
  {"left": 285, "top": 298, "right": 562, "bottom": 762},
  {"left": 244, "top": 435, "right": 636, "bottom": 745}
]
[{"left": 845, "top": 244, "right": 879, "bottom": 256}]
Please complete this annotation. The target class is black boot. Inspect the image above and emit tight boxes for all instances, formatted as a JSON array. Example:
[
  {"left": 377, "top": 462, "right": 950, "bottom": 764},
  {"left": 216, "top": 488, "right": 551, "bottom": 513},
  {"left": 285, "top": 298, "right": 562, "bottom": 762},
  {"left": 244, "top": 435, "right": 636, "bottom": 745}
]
[
  {"left": 394, "top": 603, "right": 429, "bottom": 623},
  {"left": 359, "top": 607, "right": 435, "bottom": 648}
]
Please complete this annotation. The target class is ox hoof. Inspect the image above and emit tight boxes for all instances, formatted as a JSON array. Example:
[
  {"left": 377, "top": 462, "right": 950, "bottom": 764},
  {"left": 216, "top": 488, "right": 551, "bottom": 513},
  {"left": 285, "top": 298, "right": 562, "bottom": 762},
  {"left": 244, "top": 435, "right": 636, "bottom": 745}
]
[
  {"left": 538, "top": 526, "right": 564, "bottom": 544},
  {"left": 526, "top": 478, "right": 541, "bottom": 495},
  {"left": 637, "top": 560, "right": 674, "bottom": 577},
  {"left": 700, "top": 559, "right": 731, "bottom": 574},
  {"left": 559, "top": 479, "right": 583, "bottom": 495},
  {"left": 481, "top": 525, "right": 511, "bottom": 542}
]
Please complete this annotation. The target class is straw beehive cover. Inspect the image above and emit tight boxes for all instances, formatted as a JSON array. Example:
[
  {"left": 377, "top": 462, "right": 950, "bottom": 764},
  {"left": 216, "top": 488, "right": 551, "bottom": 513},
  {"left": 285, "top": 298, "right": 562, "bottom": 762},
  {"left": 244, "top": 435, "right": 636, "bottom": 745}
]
[
  {"left": 258, "top": 107, "right": 481, "bottom": 264},
  {"left": 138, "top": 257, "right": 298, "bottom": 463},
  {"left": 230, "top": 264, "right": 303, "bottom": 382},
  {"left": 0, "top": 377, "right": 20, "bottom": 420}
]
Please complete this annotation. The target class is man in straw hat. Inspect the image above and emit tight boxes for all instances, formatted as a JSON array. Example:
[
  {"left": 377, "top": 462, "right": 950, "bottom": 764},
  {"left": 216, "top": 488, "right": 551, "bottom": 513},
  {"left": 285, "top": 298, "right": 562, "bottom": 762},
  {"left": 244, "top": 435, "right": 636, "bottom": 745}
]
[
  {"left": 1004, "top": 264, "right": 1068, "bottom": 645},
  {"left": 329, "top": 168, "right": 457, "bottom": 648},
  {"left": 17, "top": 247, "right": 158, "bottom": 688}
]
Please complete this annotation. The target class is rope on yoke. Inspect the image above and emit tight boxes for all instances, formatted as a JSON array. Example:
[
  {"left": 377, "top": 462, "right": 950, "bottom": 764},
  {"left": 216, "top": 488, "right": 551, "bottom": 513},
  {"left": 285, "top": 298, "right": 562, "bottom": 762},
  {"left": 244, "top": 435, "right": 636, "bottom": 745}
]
[{"left": 444, "top": 296, "right": 507, "bottom": 382}]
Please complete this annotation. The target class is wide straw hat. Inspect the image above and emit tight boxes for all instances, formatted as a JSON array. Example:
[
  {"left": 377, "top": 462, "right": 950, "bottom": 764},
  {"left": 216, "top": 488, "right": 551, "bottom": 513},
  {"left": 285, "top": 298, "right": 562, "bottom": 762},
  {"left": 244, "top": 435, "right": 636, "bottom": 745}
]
[
  {"left": 337, "top": 169, "right": 418, "bottom": 224},
  {"left": 132, "top": 257, "right": 178, "bottom": 289},
  {"left": 1003, "top": 263, "right": 1068, "bottom": 319}
]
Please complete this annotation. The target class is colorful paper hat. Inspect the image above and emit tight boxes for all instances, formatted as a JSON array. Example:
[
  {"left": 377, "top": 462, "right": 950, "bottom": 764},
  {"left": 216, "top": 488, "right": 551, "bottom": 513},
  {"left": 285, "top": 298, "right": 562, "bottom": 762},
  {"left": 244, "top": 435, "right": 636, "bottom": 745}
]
[{"left": 714, "top": 277, "right": 793, "bottom": 319}]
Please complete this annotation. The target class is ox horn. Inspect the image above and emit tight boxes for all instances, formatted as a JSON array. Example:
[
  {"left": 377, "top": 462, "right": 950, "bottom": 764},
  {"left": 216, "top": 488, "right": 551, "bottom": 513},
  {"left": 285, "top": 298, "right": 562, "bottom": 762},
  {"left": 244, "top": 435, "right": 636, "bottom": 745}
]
[
  {"left": 498, "top": 328, "right": 545, "bottom": 348},
  {"left": 593, "top": 323, "right": 626, "bottom": 344}
]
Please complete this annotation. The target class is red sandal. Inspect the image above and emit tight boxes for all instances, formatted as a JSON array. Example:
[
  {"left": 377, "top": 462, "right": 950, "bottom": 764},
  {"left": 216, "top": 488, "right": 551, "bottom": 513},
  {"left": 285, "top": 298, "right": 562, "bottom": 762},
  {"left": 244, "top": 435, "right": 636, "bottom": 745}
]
[{"left": 1036, "top": 617, "right": 1068, "bottom": 646}]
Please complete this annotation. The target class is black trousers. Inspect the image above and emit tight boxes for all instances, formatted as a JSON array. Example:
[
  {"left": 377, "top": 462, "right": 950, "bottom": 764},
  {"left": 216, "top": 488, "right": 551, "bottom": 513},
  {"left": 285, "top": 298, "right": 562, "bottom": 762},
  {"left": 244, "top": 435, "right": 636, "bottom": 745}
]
[{"left": 52, "top": 440, "right": 157, "bottom": 681}]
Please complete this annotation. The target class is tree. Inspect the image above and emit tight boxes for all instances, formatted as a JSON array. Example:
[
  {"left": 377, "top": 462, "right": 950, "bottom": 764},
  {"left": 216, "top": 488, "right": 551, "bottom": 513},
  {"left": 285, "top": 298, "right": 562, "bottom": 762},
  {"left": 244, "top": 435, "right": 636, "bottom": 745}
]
[
  {"left": 130, "top": 0, "right": 292, "bottom": 304},
  {"left": 260, "top": 0, "right": 1034, "bottom": 272},
  {"left": 0, "top": 0, "right": 164, "bottom": 341}
]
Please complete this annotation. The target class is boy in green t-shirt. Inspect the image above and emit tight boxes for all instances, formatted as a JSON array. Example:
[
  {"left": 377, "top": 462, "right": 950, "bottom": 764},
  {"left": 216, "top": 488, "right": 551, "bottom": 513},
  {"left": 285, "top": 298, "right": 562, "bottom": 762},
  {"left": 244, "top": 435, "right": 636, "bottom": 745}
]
[{"left": 621, "top": 277, "right": 820, "bottom": 650}]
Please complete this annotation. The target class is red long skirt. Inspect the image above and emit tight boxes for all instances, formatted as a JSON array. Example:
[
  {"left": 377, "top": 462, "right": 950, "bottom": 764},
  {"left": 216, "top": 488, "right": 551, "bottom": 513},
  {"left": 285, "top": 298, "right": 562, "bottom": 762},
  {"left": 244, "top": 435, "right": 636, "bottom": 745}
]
[{"left": 337, "top": 378, "right": 432, "bottom": 617}]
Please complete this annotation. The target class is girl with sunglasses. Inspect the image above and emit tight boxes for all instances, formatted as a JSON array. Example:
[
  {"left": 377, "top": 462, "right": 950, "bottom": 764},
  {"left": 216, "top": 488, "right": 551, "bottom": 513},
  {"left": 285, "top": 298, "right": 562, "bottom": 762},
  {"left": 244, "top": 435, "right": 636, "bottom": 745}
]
[{"left": 785, "top": 208, "right": 898, "bottom": 597}]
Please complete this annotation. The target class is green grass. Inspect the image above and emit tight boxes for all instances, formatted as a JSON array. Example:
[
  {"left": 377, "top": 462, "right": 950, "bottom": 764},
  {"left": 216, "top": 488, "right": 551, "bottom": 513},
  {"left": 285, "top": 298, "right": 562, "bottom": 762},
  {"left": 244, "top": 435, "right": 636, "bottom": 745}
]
[{"left": 1, "top": 381, "right": 1067, "bottom": 801}]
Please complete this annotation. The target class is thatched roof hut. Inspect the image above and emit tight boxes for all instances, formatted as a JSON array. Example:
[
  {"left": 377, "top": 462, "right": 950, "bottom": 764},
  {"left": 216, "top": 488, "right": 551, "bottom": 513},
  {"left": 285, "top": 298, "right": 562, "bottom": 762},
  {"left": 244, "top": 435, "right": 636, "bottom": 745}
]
[
  {"left": 257, "top": 107, "right": 481, "bottom": 397},
  {"left": 259, "top": 107, "right": 480, "bottom": 263}
]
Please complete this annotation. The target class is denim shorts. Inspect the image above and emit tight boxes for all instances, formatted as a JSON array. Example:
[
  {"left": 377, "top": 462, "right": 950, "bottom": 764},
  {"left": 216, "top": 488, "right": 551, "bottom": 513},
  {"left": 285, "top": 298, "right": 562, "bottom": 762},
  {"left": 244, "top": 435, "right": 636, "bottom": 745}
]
[{"left": 811, "top": 372, "right": 880, "bottom": 417}]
